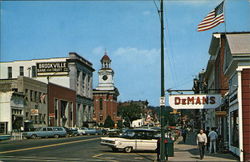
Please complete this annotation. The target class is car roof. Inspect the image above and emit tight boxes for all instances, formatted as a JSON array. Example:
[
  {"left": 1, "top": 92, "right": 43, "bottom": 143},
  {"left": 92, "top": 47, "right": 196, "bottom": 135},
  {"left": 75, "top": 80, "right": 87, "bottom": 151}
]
[{"left": 127, "top": 129, "right": 158, "bottom": 132}]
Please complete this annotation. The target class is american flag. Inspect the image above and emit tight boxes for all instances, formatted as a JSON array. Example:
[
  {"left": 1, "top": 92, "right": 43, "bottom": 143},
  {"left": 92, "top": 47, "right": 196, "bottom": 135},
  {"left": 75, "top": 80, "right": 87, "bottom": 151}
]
[{"left": 197, "top": 1, "right": 224, "bottom": 32}]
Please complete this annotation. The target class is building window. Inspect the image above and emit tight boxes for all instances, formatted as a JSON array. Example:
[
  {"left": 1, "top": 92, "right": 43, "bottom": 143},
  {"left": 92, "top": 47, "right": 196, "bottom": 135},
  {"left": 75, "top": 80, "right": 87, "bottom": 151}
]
[
  {"left": 38, "top": 92, "right": 42, "bottom": 103},
  {"left": 30, "top": 90, "right": 33, "bottom": 101},
  {"left": 43, "top": 114, "right": 46, "bottom": 124},
  {"left": 55, "top": 99, "right": 58, "bottom": 120},
  {"left": 34, "top": 91, "right": 37, "bottom": 102},
  {"left": 230, "top": 110, "right": 239, "bottom": 148},
  {"left": 32, "top": 66, "right": 37, "bottom": 77},
  {"left": 100, "top": 98, "right": 103, "bottom": 110},
  {"left": 19, "top": 66, "right": 24, "bottom": 76},
  {"left": 100, "top": 115, "right": 103, "bottom": 121},
  {"left": 8, "top": 67, "right": 12, "bottom": 79},
  {"left": 70, "top": 111, "right": 73, "bottom": 121}
]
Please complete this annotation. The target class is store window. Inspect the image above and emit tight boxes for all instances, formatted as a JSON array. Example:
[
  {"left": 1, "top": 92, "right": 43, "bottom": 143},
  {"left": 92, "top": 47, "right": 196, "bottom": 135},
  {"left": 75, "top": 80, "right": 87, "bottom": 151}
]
[
  {"left": 230, "top": 110, "right": 239, "bottom": 148},
  {"left": 0, "top": 122, "right": 8, "bottom": 134}
]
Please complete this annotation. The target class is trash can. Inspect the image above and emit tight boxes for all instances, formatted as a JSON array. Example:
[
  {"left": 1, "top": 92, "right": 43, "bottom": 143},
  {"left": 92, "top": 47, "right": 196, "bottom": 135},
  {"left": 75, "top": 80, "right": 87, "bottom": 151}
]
[{"left": 165, "top": 138, "right": 174, "bottom": 157}]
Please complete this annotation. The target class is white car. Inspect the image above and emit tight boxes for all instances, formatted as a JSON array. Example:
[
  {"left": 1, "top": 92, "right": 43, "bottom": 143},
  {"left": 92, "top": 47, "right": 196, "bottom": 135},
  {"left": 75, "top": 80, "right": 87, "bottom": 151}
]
[{"left": 101, "top": 129, "right": 159, "bottom": 153}]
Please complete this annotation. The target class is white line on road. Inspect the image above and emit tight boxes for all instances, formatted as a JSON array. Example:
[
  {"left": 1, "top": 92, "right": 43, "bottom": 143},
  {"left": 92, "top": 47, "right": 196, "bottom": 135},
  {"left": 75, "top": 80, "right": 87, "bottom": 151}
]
[{"left": 0, "top": 137, "right": 100, "bottom": 154}]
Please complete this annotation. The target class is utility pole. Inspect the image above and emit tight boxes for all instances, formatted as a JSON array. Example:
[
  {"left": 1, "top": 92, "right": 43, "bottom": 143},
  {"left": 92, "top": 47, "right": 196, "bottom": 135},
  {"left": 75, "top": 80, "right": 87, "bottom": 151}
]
[{"left": 160, "top": 0, "right": 167, "bottom": 161}]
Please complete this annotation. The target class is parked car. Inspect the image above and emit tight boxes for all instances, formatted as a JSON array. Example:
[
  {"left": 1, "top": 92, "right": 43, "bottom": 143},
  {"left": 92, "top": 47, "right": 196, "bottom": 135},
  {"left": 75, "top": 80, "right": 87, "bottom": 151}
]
[
  {"left": 69, "top": 128, "right": 79, "bottom": 136},
  {"left": 107, "top": 129, "right": 122, "bottom": 137},
  {"left": 22, "top": 127, "right": 67, "bottom": 139},
  {"left": 78, "top": 127, "right": 102, "bottom": 135},
  {"left": 101, "top": 129, "right": 159, "bottom": 153}
]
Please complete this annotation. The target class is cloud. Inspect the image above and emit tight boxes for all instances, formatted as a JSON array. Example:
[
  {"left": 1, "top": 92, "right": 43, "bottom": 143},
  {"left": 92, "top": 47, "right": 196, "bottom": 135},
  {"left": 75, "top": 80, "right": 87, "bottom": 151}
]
[
  {"left": 142, "top": 11, "right": 151, "bottom": 16},
  {"left": 92, "top": 46, "right": 105, "bottom": 55},
  {"left": 113, "top": 47, "right": 160, "bottom": 66}
]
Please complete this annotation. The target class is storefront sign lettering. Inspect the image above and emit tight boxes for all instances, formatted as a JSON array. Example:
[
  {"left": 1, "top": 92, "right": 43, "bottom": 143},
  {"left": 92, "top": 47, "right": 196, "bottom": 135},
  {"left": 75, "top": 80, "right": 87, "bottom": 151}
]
[
  {"left": 36, "top": 62, "right": 69, "bottom": 74},
  {"left": 169, "top": 94, "right": 221, "bottom": 109}
]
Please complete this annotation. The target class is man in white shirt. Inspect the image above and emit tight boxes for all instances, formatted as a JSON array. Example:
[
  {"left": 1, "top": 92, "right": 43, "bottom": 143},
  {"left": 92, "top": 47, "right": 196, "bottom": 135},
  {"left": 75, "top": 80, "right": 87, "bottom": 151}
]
[
  {"left": 208, "top": 128, "right": 218, "bottom": 154},
  {"left": 197, "top": 129, "right": 207, "bottom": 160}
]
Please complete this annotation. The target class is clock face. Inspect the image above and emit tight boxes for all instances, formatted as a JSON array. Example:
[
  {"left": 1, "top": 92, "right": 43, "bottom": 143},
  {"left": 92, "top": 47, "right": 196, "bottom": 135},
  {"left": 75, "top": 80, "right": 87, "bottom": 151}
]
[{"left": 102, "top": 75, "right": 108, "bottom": 81}]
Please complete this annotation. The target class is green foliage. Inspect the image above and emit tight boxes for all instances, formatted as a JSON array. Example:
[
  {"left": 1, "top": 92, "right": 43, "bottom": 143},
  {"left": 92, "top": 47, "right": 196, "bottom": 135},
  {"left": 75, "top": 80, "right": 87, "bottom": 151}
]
[
  {"left": 117, "top": 120, "right": 123, "bottom": 129},
  {"left": 104, "top": 115, "right": 114, "bottom": 128},
  {"left": 118, "top": 103, "right": 143, "bottom": 126}
]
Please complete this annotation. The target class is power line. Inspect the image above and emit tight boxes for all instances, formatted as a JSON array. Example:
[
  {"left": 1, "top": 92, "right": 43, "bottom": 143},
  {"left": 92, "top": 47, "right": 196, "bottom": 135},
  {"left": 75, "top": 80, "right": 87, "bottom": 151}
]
[{"left": 152, "top": 0, "right": 161, "bottom": 22}]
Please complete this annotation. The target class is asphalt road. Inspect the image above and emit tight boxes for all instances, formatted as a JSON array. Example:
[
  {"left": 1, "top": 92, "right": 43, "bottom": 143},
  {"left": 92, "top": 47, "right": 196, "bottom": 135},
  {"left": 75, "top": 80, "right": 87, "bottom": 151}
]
[{"left": 0, "top": 136, "right": 156, "bottom": 162}]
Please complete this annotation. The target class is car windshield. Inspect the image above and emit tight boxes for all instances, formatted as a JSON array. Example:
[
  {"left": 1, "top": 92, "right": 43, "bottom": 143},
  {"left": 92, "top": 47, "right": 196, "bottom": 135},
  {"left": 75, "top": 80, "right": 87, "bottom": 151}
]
[{"left": 119, "top": 129, "right": 159, "bottom": 139}]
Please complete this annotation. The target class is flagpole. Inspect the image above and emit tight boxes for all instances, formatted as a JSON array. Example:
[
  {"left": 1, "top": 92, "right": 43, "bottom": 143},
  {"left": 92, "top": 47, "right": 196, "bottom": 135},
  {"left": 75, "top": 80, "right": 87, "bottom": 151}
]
[{"left": 223, "top": 0, "right": 227, "bottom": 33}]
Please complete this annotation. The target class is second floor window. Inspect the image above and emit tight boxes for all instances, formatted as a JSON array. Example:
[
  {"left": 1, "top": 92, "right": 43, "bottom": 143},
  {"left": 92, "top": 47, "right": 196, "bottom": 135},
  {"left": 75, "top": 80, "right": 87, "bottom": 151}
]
[
  {"left": 20, "top": 66, "right": 24, "bottom": 76},
  {"left": 32, "top": 66, "right": 37, "bottom": 77},
  {"left": 8, "top": 67, "right": 12, "bottom": 79}
]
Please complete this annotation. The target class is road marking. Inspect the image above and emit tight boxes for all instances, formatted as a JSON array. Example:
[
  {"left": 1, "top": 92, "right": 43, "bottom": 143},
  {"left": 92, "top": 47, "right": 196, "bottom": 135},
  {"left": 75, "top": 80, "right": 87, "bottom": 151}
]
[
  {"left": 103, "top": 152, "right": 156, "bottom": 155},
  {"left": 92, "top": 154, "right": 118, "bottom": 162},
  {"left": 0, "top": 137, "right": 100, "bottom": 154},
  {"left": 0, "top": 155, "right": 83, "bottom": 161}
]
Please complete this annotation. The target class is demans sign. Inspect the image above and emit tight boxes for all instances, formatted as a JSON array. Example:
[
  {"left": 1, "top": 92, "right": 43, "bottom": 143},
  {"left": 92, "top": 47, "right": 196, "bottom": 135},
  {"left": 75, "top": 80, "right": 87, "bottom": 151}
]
[{"left": 169, "top": 94, "right": 221, "bottom": 109}]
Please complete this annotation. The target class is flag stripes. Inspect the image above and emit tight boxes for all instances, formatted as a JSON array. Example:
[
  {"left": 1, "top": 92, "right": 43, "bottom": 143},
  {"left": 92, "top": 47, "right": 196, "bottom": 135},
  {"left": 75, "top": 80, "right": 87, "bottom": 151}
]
[{"left": 197, "top": 1, "right": 224, "bottom": 32}]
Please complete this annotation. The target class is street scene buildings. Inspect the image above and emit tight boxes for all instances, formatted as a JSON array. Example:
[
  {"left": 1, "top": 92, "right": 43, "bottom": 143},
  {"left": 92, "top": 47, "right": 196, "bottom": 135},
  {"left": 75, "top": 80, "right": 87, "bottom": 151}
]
[
  {"left": 0, "top": 52, "right": 95, "bottom": 131},
  {"left": 0, "top": 1, "right": 249, "bottom": 161},
  {"left": 192, "top": 32, "right": 250, "bottom": 161},
  {"left": 0, "top": 31, "right": 249, "bottom": 161}
]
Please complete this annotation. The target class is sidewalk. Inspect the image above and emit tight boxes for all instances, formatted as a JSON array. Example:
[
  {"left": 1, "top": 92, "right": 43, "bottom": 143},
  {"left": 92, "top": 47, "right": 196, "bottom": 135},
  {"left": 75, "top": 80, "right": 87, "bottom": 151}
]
[{"left": 166, "top": 132, "right": 239, "bottom": 161}]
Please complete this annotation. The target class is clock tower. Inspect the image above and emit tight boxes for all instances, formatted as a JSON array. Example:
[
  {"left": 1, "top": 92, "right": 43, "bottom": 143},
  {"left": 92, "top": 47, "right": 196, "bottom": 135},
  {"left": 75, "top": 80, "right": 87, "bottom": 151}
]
[
  {"left": 96, "top": 52, "right": 115, "bottom": 91},
  {"left": 93, "top": 51, "right": 120, "bottom": 126}
]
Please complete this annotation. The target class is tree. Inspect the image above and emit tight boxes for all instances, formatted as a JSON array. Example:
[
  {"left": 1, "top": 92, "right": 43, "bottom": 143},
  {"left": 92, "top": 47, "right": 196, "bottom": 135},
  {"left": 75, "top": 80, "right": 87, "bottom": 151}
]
[
  {"left": 117, "top": 120, "right": 123, "bottom": 129},
  {"left": 104, "top": 115, "right": 114, "bottom": 128},
  {"left": 118, "top": 103, "right": 143, "bottom": 127}
]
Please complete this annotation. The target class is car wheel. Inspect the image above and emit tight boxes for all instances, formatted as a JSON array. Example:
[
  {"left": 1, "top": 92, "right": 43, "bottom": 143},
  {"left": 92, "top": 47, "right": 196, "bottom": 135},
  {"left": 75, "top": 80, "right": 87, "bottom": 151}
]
[
  {"left": 31, "top": 134, "right": 37, "bottom": 139},
  {"left": 54, "top": 134, "right": 59, "bottom": 138},
  {"left": 124, "top": 147, "right": 132, "bottom": 153}
]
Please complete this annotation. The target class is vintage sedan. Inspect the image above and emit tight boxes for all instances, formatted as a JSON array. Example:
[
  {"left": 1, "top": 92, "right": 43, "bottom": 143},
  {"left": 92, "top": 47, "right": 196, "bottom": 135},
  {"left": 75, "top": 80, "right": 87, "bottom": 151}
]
[
  {"left": 101, "top": 129, "right": 159, "bottom": 153},
  {"left": 22, "top": 127, "right": 67, "bottom": 139},
  {"left": 78, "top": 127, "right": 102, "bottom": 135}
]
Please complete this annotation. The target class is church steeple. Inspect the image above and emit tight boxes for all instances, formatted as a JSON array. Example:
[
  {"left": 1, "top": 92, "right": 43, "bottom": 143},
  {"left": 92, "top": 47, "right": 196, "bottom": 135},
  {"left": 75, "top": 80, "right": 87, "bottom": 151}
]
[{"left": 101, "top": 50, "right": 111, "bottom": 69}]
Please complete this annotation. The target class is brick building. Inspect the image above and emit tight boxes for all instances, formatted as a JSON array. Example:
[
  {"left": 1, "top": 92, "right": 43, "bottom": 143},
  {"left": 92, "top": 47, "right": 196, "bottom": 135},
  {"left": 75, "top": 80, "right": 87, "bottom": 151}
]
[
  {"left": 93, "top": 52, "right": 119, "bottom": 126},
  {"left": 47, "top": 83, "right": 76, "bottom": 127}
]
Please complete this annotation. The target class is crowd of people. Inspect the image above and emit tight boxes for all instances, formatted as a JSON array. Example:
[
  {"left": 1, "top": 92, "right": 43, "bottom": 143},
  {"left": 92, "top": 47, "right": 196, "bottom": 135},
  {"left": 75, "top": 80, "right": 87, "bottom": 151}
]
[{"left": 180, "top": 126, "right": 222, "bottom": 160}]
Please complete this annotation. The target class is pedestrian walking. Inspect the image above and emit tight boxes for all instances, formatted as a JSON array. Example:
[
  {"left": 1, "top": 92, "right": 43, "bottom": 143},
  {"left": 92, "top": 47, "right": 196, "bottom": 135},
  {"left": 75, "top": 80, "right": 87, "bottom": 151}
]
[
  {"left": 182, "top": 128, "right": 187, "bottom": 143},
  {"left": 197, "top": 129, "right": 207, "bottom": 160},
  {"left": 205, "top": 127, "right": 210, "bottom": 151},
  {"left": 208, "top": 127, "right": 218, "bottom": 154}
]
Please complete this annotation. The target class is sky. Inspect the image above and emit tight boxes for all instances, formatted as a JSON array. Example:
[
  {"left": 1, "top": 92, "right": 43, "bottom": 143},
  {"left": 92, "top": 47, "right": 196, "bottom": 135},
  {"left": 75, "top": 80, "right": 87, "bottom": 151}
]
[{"left": 1, "top": 0, "right": 250, "bottom": 106}]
